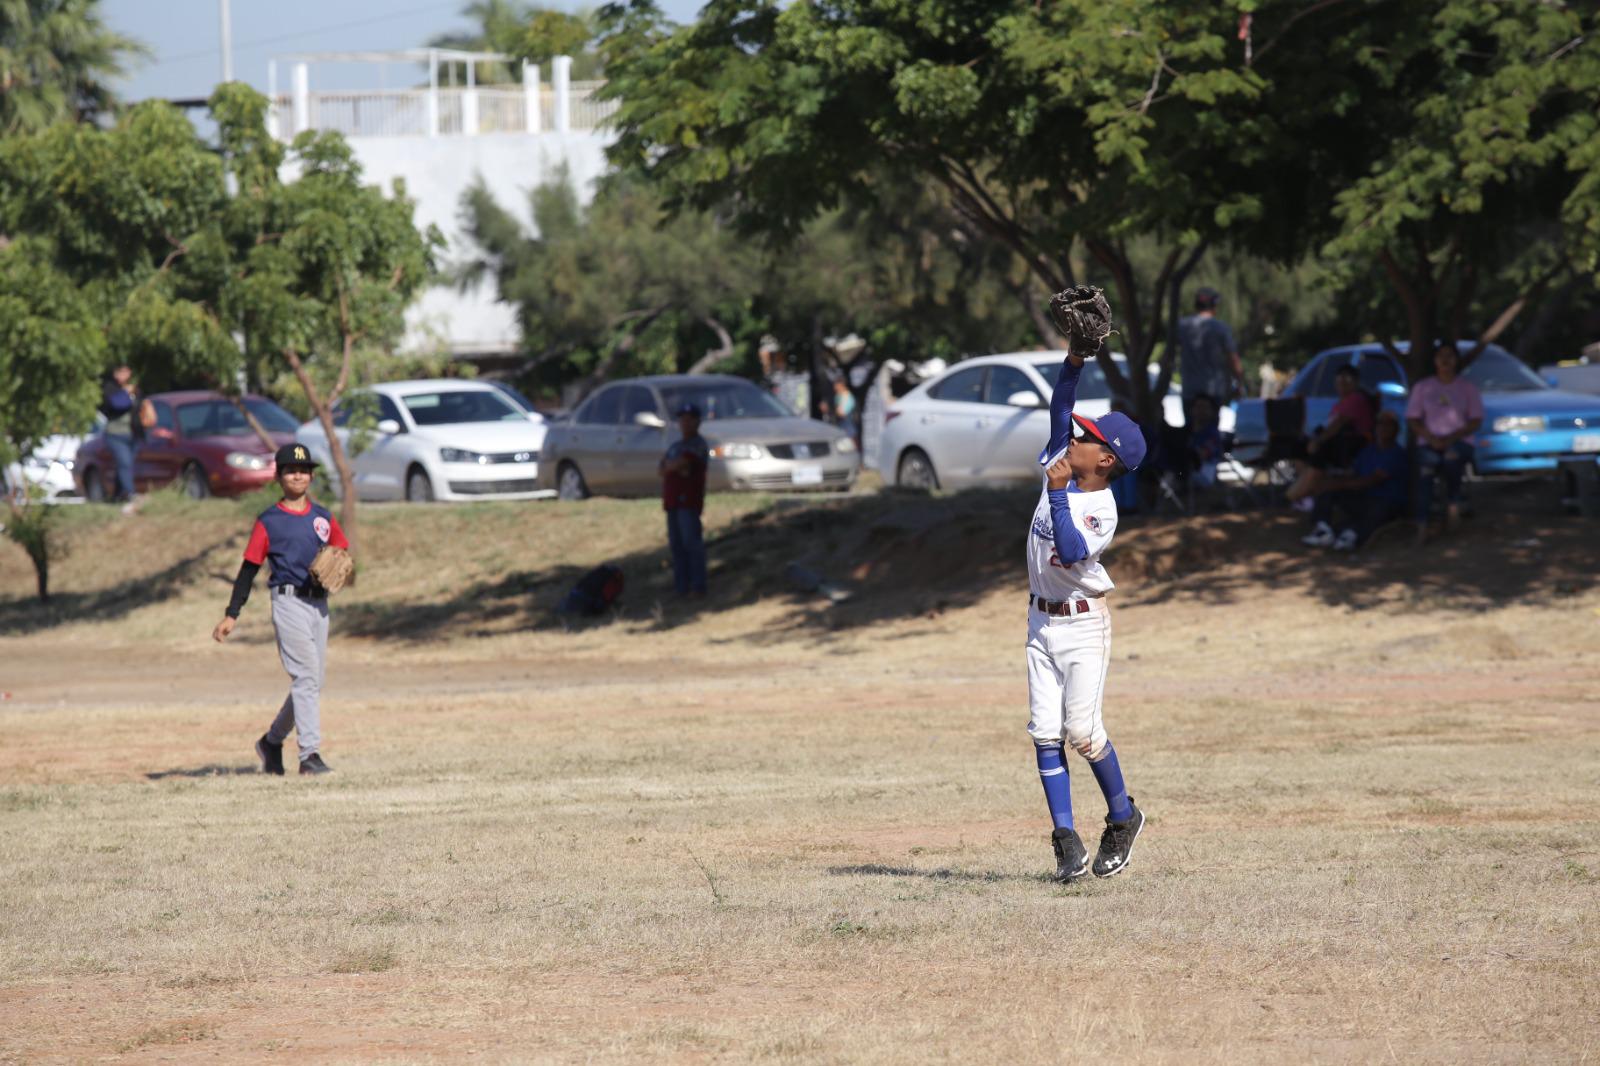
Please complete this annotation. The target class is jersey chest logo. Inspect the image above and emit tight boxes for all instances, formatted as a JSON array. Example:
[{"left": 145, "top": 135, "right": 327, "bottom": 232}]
[{"left": 313, "top": 516, "right": 331, "bottom": 542}]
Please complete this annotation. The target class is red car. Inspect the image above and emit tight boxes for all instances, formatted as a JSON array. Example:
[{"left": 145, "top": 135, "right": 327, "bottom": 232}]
[{"left": 76, "top": 391, "right": 301, "bottom": 500}]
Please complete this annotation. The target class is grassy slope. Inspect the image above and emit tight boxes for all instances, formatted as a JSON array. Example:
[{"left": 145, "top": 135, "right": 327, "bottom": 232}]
[{"left": 0, "top": 486, "right": 1597, "bottom": 1064}]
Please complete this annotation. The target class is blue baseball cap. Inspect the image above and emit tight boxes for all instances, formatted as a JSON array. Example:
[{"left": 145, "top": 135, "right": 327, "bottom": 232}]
[
  {"left": 1071, "top": 412, "right": 1147, "bottom": 471},
  {"left": 674, "top": 402, "right": 701, "bottom": 418}
]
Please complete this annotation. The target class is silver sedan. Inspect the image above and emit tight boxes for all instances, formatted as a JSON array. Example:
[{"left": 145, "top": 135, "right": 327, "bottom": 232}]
[{"left": 536, "top": 374, "right": 861, "bottom": 499}]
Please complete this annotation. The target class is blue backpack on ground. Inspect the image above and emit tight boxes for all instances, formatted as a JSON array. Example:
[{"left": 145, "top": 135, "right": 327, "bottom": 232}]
[{"left": 560, "top": 564, "right": 624, "bottom": 616}]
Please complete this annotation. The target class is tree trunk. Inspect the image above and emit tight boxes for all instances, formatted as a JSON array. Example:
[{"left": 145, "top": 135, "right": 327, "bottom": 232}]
[
  {"left": 33, "top": 548, "right": 48, "bottom": 602},
  {"left": 226, "top": 393, "right": 280, "bottom": 453},
  {"left": 686, "top": 316, "right": 735, "bottom": 373},
  {"left": 282, "top": 348, "right": 360, "bottom": 551}
]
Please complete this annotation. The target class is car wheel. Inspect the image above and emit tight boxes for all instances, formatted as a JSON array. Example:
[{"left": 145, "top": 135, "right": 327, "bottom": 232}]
[
  {"left": 83, "top": 466, "right": 106, "bottom": 502},
  {"left": 896, "top": 448, "right": 939, "bottom": 491},
  {"left": 557, "top": 462, "right": 589, "bottom": 501},
  {"left": 182, "top": 463, "right": 210, "bottom": 499},
  {"left": 405, "top": 466, "right": 435, "bottom": 503}
]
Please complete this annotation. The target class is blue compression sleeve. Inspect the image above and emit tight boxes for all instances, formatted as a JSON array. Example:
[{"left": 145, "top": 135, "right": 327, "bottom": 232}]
[
  {"left": 1040, "top": 358, "right": 1083, "bottom": 465},
  {"left": 1090, "top": 742, "right": 1133, "bottom": 823},
  {"left": 1036, "top": 743, "right": 1073, "bottom": 830},
  {"left": 1047, "top": 488, "right": 1090, "bottom": 564}
]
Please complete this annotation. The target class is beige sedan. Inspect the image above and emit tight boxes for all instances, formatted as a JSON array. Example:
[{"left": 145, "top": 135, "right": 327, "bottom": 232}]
[{"left": 537, "top": 374, "right": 861, "bottom": 499}]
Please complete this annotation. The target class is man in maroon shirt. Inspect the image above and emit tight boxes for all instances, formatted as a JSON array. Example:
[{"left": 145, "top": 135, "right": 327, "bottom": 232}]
[{"left": 659, "top": 402, "right": 709, "bottom": 597}]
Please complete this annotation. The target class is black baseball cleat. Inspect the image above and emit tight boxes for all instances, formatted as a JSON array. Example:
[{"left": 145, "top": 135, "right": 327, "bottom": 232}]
[
  {"left": 298, "top": 753, "right": 333, "bottom": 775},
  {"left": 1051, "top": 826, "right": 1090, "bottom": 884},
  {"left": 255, "top": 734, "right": 285, "bottom": 776},
  {"left": 1092, "top": 799, "right": 1145, "bottom": 878}
]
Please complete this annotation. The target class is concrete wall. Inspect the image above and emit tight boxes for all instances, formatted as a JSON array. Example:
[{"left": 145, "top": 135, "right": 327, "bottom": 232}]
[{"left": 343, "top": 132, "right": 614, "bottom": 359}]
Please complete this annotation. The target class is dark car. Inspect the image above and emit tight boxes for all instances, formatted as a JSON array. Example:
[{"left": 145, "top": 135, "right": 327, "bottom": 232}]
[
  {"left": 1233, "top": 342, "right": 1600, "bottom": 474},
  {"left": 75, "top": 392, "right": 301, "bottom": 500}
]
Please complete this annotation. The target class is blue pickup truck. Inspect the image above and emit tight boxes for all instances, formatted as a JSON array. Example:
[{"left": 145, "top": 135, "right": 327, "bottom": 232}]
[{"left": 1232, "top": 341, "right": 1600, "bottom": 474}]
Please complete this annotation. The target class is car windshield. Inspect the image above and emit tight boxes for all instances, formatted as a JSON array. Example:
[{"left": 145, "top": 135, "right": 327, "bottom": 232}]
[
  {"left": 1461, "top": 349, "right": 1547, "bottom": 393},
  {"left": 401, "top": 390, "right": 525, "bottom": 425},
  {"left": 659, "top": 381, "right": 793, "bottom": 420},
  {"left": 490, "top": 382, "right": 536, "bottom": 412},
  {"left": 177, "top": 399, "right": 299, "bottom": 438}
]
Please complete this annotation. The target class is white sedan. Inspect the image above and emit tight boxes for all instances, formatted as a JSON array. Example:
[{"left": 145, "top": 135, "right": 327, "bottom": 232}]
[
  {"left": 2, "top": 428, "right": 93, "bottom": 501},
  {"left": 877, "top": 352, "right": 1233, "bottom": 490},
  {"left": 296, "top": 380, "right": 550, "bottom": 503}
]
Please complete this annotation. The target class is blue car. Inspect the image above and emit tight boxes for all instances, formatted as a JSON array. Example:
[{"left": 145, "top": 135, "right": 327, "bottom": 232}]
[{"left": 1233, "top": 341, "right": 1600, "bottom": 474}]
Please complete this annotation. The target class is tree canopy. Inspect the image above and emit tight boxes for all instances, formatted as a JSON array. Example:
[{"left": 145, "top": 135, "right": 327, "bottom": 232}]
[{"left": 0, "top": 0, "right": 145, "bottom": 134}]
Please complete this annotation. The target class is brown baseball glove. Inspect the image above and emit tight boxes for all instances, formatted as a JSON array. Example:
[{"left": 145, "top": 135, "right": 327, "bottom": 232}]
[
  {"left": 1047, "top": 285, "right": 1115, "bottom": 359},
  {"left": 309, "top": 545, "right": 354, "bottom": 595}
]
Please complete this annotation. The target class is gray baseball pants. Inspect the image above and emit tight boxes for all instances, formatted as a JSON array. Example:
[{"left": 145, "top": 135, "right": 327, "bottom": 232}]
[{"left": 265, "top": 589, "right": 329, "bottom": 762}]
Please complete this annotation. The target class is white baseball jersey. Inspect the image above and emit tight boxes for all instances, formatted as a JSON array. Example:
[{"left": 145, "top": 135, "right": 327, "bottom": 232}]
[{"left": 1026, "top": 479, "right": 1119, "bottom": 600}]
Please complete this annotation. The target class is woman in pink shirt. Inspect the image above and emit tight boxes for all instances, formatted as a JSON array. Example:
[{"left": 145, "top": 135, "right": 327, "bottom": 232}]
[{"left": 1405, "top": 343, "right": 1484, "bottom": 542}]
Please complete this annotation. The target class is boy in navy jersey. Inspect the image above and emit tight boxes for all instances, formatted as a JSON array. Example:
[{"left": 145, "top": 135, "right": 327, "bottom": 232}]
[{"left": 212, "top": 443, "right": 348, "bottom": 776}]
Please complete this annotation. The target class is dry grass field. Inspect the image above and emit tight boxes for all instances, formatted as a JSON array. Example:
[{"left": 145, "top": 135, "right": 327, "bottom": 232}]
[{"left": 1, "top": 484, "right": 1597, "bottom": 1064}]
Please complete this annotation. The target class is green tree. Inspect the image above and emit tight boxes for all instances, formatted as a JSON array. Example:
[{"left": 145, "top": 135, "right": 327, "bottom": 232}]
[
  {"left": 1319, "top": 2, "right": 1600, "bottom": 378},
  {"left": 430, "top": 0, "right": 602, "bottom": 83},
  {"left": 0, "top": 0, "right": 146, "bottom": 134},
  {"left": 0, "top": 86, "right": 440, "bottom": 545}
]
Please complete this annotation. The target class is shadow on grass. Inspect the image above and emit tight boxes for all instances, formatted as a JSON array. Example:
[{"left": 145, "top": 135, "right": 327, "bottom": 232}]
[
  {"left": 827, "top": 863, "right": 1041, "bottom": 885},
  {"left": 0, "top": 536, "right": 236, "bottom": 636},
  {"left": 336, "top": 488, "right": 1037, "bottom": 642},
  {"left": 145, "top": 764, "right": 260, "bottom": 780}
]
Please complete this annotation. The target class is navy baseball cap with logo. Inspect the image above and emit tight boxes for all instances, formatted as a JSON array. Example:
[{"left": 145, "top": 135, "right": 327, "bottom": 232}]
[
  {"left": 1071, "top": 412, "right": 1147, "bottom": 472},
  {"left": 674, "top": 402, "right": 702, "bottom": 419},
  {"left": 274, "top": 442, "right": 320, "bottom": 470}
]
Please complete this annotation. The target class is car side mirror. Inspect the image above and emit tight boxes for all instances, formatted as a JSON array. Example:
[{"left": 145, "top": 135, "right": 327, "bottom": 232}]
[
  {"left": 634, "top": 411, "right": 666, "bottom": 429},
  {"left": 376, "top": 419, "right": 401, "bottom": 435},
  {"left": 1007, "top": 391, "right": 1043, "bottom": 409},
  {"left": 1377, "top": 381, "right": 1408, "bottom": 398}
]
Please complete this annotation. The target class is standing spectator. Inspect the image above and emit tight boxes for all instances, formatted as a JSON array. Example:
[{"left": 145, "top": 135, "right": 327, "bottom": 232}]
[
  {"left": 1406, "top": 343, "right": 1484, "bottom": 543},
  {"left": 1301, "top": 410, "right": 1409, "bottom": 550},
  {"left": 1186, "top": 394, "right": 1223, "bottom": 489},
  {"left": 659, "top": 402, "right": 710, "bottom": 598},
  {"left": 832, "top": 378, "right": 859, "bottom": 444},
  {"left": 97, "top": 364, "right": 149, "bottom": 513},
  {"left": 1178, "top": 287, "right": 1244, "bottom": 411}
]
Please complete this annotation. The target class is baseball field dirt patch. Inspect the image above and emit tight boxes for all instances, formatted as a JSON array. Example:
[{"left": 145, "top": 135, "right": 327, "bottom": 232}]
[{"left": 2, "top": 486, "right": 1597, "bottom": 1063}]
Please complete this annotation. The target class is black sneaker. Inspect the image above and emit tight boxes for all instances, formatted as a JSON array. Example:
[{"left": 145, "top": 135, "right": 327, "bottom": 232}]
[
  {"left": 1051, "top": 826, "right": 1089, "bottom": 883},
  {"left": 298, "top": 753, "right": 333, "bottom": 776},
  {"left": 1092, "top": 800, "right": 1145, "bottom": 878},
  {"left": 255, "top": 734, "right": 285, "bottom": 776}
]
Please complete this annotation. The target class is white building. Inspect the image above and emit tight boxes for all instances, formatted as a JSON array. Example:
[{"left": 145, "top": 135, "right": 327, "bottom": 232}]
[{"left": 270, "top": 50, "right": 616, "bottom": 362}]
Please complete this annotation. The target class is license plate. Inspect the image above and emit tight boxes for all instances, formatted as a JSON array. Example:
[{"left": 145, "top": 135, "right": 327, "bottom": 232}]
[
  {"left": 791, "top": 464, "right": 824, "bottom": 486},
  {"left": 1574, "top": 434, "right": 1600, "bottom": 453}
]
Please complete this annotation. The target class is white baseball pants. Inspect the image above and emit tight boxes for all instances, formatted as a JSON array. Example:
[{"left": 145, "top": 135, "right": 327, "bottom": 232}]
[{"left": 1025, "top": 599, "right": 1112, "bottom": 760}]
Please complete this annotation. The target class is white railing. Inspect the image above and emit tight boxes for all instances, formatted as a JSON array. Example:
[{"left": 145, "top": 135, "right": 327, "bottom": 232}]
[{"left": 270, "top": 84, "right": 617, "bottom": 139}]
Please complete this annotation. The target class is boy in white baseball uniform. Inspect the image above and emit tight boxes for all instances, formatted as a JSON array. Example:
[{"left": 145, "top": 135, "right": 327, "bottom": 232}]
[{"left": 1028, "top": 347, "right": 1148, "bottom": 883}]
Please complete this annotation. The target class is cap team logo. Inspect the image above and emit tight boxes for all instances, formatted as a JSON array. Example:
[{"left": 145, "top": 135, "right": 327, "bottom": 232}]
[
  {"left": 294, "top": 445, "right": 309, "bottom": 462},
  {"left": 313, "top": 516, "right": 331, "bottom": 542}
]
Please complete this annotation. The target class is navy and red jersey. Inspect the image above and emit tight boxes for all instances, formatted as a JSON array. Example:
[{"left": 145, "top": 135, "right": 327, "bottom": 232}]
[
  {"left": 661, "top": 435, "right": 709, "bottom": 512},
  {"left": 243, "top": 500, "right": 348, "bottom": 588}
]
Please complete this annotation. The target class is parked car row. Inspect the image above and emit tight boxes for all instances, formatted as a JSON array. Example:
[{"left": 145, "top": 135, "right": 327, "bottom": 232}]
[
  {"left": 876, "top": 352, "right": 1231, "bottom": 490},
  {"left": 1231, "top": 342, "right": 1600, "bottom": 474}
]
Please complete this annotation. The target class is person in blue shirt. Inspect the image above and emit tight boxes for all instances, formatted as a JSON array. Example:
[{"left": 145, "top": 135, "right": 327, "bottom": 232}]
[{"left": 1301, "top": 410, "right": 1408, "bottom": 551}]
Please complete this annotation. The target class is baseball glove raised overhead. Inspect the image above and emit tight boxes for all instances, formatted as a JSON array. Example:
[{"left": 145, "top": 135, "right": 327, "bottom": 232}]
[
  {"left": 1047, "top": 285, "right": 1115, "bottom": 359},
  {"left": 309, "top": 545, "right": 354, "bottom": 595}
]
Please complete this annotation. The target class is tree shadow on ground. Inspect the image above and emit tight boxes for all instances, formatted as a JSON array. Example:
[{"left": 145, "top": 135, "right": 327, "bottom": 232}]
[
  {"left": 337, "top": 478, "right": 1598, "bottom": 644},
  {"left": 337, "top": 488, "right": 1039, "bottom": 642},
  {"left": 0, "top": 537, "right": 236, "bottom": 636},
  {"left": 1117, "top": 478, "right": 1597, "bottom": 612}
]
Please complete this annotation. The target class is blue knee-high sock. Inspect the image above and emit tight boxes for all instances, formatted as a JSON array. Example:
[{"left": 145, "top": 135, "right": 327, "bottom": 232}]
[
  {"left": 1035, "top": 744, "right": 1073, "bottom": 830},
  {"left": 1090, "top": 742, "right": 1133, "bottom": 823}
]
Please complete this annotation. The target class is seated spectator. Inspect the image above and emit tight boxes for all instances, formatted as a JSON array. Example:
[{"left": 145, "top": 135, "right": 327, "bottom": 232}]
[
  {"left": 1286, "top": 364, "right": 1375, "bottom": 502},
  {"left": 1407, "top": 342, "right": 1484, "bottom": 544},
  {"left": 1301, "top": 410, "right": 1408, "bottom": 551},
  {"left": 1186, "top": 394, "right": 1223, "bottom": 489}
]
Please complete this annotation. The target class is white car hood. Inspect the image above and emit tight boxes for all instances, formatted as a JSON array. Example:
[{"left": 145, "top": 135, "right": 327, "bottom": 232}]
[{"left": 407, "top": 421, "right": 548, "bottom": 452}]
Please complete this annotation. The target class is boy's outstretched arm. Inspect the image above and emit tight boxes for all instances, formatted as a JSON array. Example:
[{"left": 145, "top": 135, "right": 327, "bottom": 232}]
[{"left": 1040, "top": 352, "right": 1087, "bottom": 466}]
